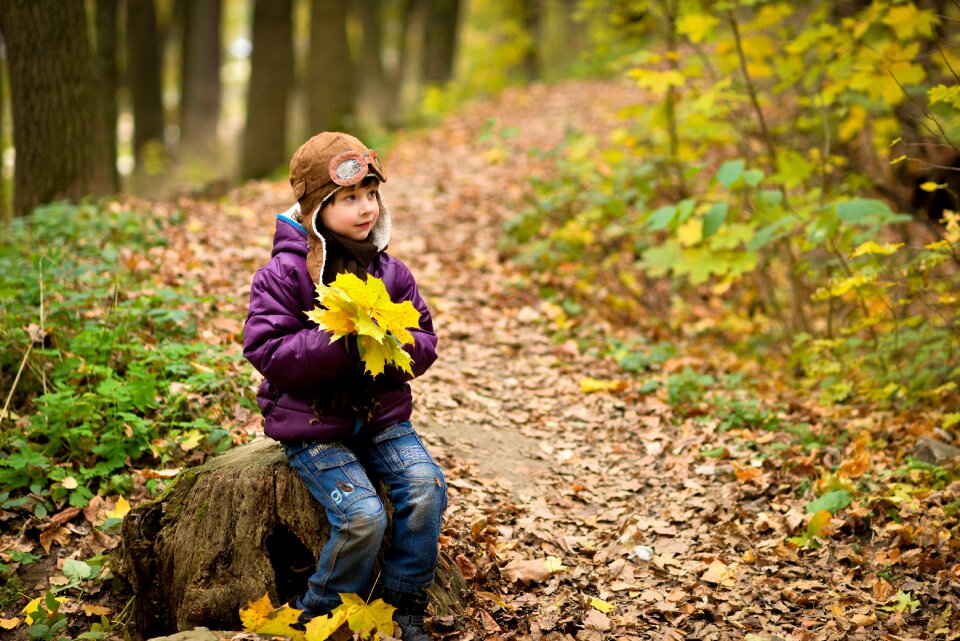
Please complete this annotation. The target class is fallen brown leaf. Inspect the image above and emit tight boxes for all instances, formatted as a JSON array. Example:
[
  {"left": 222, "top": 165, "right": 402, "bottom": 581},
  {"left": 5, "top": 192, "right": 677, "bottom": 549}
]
[{"left": 501, "top": 558, "right": 551, "bottom": 585}]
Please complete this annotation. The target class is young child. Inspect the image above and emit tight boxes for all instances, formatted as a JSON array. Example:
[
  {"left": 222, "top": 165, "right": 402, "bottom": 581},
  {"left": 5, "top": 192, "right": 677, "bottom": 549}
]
[{"left": 243, "top": 132, "right": 446, "bottom": 641}]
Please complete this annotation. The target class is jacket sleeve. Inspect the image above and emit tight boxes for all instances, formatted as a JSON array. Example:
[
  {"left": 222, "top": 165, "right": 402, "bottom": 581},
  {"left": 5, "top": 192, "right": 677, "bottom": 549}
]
[
  {"left": 384, "top": 265, "right": 438, "bottom": 382},
  {"left": 243, "top": 266, "right": 354, "bottom": 390}
]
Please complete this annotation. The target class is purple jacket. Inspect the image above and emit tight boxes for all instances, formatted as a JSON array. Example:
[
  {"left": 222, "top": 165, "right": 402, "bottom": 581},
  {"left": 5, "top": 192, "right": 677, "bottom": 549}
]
[{"left": 243, "top": 214, "right": 438, "bottom": 442}]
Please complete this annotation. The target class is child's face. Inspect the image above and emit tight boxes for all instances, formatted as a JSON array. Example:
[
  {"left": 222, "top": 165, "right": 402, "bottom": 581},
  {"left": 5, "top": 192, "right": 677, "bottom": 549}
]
[{"left": 320, "top": 181, "right": 380, "bottom": 241}]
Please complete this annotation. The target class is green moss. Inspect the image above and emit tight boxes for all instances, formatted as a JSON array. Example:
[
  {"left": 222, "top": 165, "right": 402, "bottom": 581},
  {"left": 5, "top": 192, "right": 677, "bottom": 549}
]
[
  {"left": 195, "top": 499, "right": 210, "bottom": 522},
  {"left": 0, "top": 575, "right": 25, "bottom": 607}
]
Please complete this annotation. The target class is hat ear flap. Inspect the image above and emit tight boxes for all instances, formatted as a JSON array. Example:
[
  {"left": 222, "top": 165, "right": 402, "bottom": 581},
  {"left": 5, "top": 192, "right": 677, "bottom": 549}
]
[
  {"left": 368, "top": 191, "right": 391, "bottom": 251},
  {"left": 305, "top": 204, "right": 327, "bottom": 286}
]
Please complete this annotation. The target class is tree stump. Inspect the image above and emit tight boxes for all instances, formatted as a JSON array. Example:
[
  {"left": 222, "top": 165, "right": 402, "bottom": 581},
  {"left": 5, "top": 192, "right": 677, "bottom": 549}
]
[{"left": 117, "top": 439, "right": 466, "bottom": 638}]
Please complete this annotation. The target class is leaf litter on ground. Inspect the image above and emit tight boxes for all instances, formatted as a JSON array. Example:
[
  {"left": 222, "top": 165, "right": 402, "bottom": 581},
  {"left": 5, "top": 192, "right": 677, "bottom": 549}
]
[{"left": 3, "top": 79, "right": 960, "bottom": 641}]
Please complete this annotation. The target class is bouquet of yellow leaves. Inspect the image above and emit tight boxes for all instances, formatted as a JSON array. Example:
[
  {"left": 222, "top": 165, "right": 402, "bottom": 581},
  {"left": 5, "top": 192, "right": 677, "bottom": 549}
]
[{"left": 305, "top": 273, "right": 421, "bottom": 377}]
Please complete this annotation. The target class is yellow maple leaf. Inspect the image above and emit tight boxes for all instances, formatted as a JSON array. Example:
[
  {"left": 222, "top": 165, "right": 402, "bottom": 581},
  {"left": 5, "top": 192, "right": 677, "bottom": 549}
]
[
  {"left": 676, "top": 218, "right": 703, "bottom": 247},
  {"left": 306, "top": 295, "right": 360, "bottom": 341},
  {"left": 851, "top": 241, "right": 903, "bottom": 258},
  {"left": 580, "top": 378, "right": 626, "bottom": 394},
  {"left": 590, "top": 598, "right": 615, "bottom": 613},
  {"left": 339, "top": 594, "right": 396, "bottom": 640},
  {"left": 628, "top": 68, "right": 685, "bottom": 95},
  {"left": 21, "top": 596, "right": 67, "bottom": 624},
  {"left": 370, "top": 301, "right": 421, "bottom": 346},
  {"left": 239, "top": 593, "right": 303, "bottom": 638},
  {"left": 677, "top": 13, "right": 718, "bottom": 43},
  {"left": 304, "top": 609, "right": 349, "bottom": 641},
  {"left": 0, "top": 617, "right": 20, "bottom": 630},
  {"left": 544, "top": 556, "right": 566, "bottom": 573},
  {"left": 359, "top": 336, "right": 412, "bottom": 377},
  {"left": 105, "top": 496, "right": 130, "bottom": 520}
]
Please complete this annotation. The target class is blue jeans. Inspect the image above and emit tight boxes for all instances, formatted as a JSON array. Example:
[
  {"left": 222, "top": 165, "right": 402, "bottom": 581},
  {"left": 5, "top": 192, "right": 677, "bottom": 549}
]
[{"left": 282, "top": 421, "right": 448, "bottom": 615}]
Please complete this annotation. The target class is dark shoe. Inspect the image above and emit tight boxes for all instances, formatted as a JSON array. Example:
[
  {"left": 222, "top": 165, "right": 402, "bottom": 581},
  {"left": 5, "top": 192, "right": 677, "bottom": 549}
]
[
  {"left": 394, "top": 613, "right": 430, "bottom": 641},
  {"left": 384, "top": 589, "right": 431, "bottom": 640}
]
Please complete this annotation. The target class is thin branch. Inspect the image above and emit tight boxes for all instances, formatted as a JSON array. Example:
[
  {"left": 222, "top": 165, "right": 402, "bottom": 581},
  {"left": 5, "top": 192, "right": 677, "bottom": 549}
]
[
  {"left": 39, "top": 258, "right": 47, "bottom": 394},
  {"left": 937, "top": 40, "right": 960, "bottom": 84},
  {"left": 888, "top": 71, "right": 960, "bottom": 157},
  {"left": 728, "top": 10, "right": 778, "bottom": 167},
  {"left": 897, "top": 157, "right": 960, "bottom": 172},
  {"left": 1, "top": 344, "right": 31, "bottom": 429}
]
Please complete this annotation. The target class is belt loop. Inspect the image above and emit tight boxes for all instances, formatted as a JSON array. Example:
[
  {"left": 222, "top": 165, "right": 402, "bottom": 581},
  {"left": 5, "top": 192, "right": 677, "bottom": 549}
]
[{"left": 352, "top": 418, "right": 363, "bottom": 436}]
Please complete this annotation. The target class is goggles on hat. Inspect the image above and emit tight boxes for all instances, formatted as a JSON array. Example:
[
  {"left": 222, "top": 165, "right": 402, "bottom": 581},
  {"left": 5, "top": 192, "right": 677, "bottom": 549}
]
[{"left": 328, "top": 149, "right": 386, "bottom": 186}]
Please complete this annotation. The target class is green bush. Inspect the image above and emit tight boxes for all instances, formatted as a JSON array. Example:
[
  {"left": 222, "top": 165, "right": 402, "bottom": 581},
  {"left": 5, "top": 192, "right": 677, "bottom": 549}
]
[
  {"left": 0, "top": 202, "right": 253, "bottom": 516},
  {"left": 502, "top": 1, "right": 960, "bottom": 411}
]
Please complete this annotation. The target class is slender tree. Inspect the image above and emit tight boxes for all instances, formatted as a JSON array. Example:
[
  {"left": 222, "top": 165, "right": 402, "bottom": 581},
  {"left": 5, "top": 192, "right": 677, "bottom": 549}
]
[
  {"left": 355, "top": 1, "right": 386, "bottom": 124},
  {"left": 520, "top": 0, "right": 541, "bottom": 82},
  {"left": 126, "top": 0, "right": 166, "bottom": 167},
  {"left": 0, "top": 0, "right": 113, "bottom": 217},
  {"left": 1, "top": 30, "right": 10, "bottom": 225},
  {"left": 383, "top": 0, "right": 416, "bottom": 128},
  {"left": 241, "top": 0, "right": 294, "bottom": 180},
  {"left": 307, "top": 0, "right": 354, "bottom": 133},
  {"left": 420, "top": 0, "right": 460, "bottom": 86},
  {"left": 179, "top": 0, "right": 221, "bottom": 152},
  {"left": 96, "top": 0, "right": 120, "bottom": 190}
]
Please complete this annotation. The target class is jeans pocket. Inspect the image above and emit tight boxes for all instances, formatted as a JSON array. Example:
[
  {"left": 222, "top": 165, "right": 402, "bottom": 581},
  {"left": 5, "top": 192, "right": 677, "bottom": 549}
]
[
  {"left": 290, "top": 446, "right": 379, "bottom": 515},
  {"left": 371, "top": 423, "right": 435, "bottom": 472}
]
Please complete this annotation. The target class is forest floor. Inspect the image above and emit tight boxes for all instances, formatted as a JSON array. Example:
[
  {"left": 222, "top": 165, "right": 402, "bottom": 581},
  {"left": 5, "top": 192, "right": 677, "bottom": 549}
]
[
  {"left": 4, "top": 79, "right": 959, "bottom": 641},
  {"left": 222, "top": 79, "right": 959, "bottom": 641}
]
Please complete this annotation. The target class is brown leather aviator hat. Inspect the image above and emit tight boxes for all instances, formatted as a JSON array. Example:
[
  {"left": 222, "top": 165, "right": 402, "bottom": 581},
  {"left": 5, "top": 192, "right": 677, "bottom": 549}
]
[{"left": 289, "top": 132, "right": 391, "bottom": 284}]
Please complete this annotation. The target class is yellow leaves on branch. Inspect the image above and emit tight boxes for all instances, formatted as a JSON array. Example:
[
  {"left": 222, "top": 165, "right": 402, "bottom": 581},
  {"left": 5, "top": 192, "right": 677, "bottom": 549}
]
[
  {"left": 240, "top": 592, "right": 396, "bottom": 641},
  {"left": 305, "top": 273, "right": 421, "bottom": 377}
]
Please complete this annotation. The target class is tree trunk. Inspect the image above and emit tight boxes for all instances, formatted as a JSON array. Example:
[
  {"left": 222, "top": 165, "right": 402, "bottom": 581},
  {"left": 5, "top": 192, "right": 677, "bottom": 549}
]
[
  {"left": 383, "top": 0, "right": 416, "bottom": 129},
  {"left": 126, "top": 0, "right": 166, "bottom": 168},
  {"left": 179, "top": 0, "right": 221, "bottom": 153},
  {"left": 520, "top": 0, "right": 541, "bottom": 82},
  {"left": 355, "top": 1, "right": 386, "bottom": 125},
  {"left": 241, "top": 0, "right": 293, "bottom": 180},
  {"left": 0, "top": 29, "right": 11, "bottom": 226},
  {"left": 0, "top": 0, "right": 113, "bottom": 218},
  {"left": 420, "top": 0, "right": 460, "bottom": 86},
  {"left": 117, "top": 439, "right": 466, "bottom": 638},
  {"left": 95, "top": 0, "right": 120, "bottom": 191},
  {"left": 307, "top": 0, "right": 354, "bottom": 133}
]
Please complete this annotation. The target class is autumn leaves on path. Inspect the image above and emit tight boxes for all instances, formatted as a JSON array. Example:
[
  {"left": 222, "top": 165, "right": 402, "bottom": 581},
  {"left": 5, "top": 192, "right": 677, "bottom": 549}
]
[
  {"left": 380, "top": 83, "right": 781, "bottom": 640},
  {"left": 223, "top": 81, "right": 952, "bottom": 640}
]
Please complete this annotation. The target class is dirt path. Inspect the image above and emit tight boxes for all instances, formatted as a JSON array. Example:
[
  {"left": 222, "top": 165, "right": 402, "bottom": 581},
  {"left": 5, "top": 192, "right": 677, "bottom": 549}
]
[{"left": 221, "top": 81, "right": 949, "bottom": 641}]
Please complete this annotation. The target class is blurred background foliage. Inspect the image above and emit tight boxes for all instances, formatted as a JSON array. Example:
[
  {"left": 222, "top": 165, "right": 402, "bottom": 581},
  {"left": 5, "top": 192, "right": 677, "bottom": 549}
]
[
  {"left": 1, "top": 0, "right": 959, "bottom": 509},
  {"left": 0, "top": 0, "right": 612, "bottom": 217}
]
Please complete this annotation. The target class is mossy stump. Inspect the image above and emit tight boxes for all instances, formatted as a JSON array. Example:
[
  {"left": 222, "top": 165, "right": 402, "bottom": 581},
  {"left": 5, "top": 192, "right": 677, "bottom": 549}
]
[{"left": 117, "top": 439, "right": 466, "bottom": 638}]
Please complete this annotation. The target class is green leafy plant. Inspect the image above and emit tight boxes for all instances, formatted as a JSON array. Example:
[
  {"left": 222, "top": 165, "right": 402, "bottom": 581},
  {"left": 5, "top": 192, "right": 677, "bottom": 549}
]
[
  {"left": 0, "top": 202, "right": 255, "bottom": 514},
  {"left": 504, "top": 1, "right": 960, "bottom": 411},
  {"left": 665, "top": 367, "right": 715, "bottom": 410}
]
